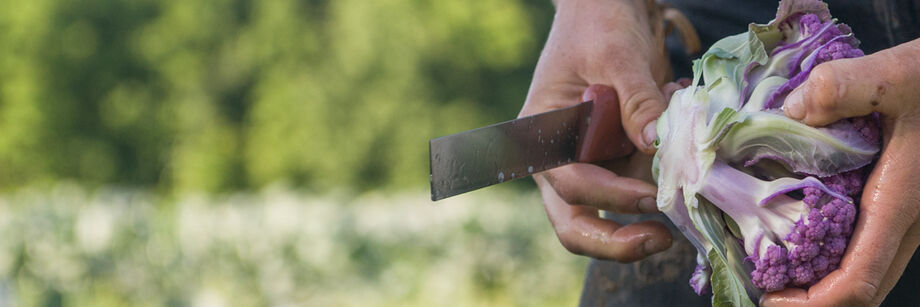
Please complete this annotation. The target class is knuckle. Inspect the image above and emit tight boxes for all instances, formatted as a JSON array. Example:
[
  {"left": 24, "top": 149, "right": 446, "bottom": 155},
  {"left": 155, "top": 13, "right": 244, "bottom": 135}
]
[
  {"left": 808, "top": 64, "right": 841, "bottom": 111},
  {"left": 556, "top": 231, "right": 587, "bottom": 256},
  {"left": 544, "top": 168, "right": 587, "bottom": 205},
  {"left": 810, "top": 62, "right": 836, "bottom": 82},
  {"left": 552, "top": 180, "right": 583, "bottom": 205},
  {"left": 621, "top": 86, "right": 663, "bottom": 125}
]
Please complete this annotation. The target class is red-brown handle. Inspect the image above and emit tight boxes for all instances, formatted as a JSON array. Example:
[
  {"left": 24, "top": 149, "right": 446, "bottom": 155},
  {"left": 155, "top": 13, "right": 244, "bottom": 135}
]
[{"left": 576, "top": 84, "right": 635, "bottom": 163}]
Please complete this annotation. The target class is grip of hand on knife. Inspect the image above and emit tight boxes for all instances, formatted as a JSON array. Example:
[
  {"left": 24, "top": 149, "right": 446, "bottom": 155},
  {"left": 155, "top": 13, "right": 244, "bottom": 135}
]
[{"left": 576, "top": 84, "right": 635, "bottom": 163}]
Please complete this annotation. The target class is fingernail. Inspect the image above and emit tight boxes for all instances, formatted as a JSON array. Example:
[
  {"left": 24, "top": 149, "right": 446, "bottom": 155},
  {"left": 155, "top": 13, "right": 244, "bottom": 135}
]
[
  {"left": 642, "top": 120, "right": 658, "bottom": 149},
  {"left": 785, "top": 91, "right": 805, "bottom": 119},
  {"left": 638, "top": 197, "right": 658, "bottom": 213},
  {"left": 642, "top": 237, "right": 669, "bottom": 255},
  {"left": 581, "top": 87, "right": 597, "bottom": 102}
]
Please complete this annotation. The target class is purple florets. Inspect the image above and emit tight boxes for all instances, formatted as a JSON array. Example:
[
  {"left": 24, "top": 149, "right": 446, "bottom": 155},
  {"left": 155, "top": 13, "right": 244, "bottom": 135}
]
[
  {"left": 691, "top": 264, "right": 712, "bottom": 295},
  {"left": 823, "top": 170, "right": 864, "bottom": 196},
  {"left": 850, "top": 115, "right": 882, "bottom": 145},
  {"left": 799, "top": 14, "right": 822, "bottom": 34},
  {"left": 748, "top": 168, "right": 866, "bottom": 291},
  {"left": 792, "top": 14, "right": 863, "bottom": 78},
  {"left": 759, "top": 14, "right": 866, "bottom": 110},
  {"left": 752, "top": 245, "right": 791, "bottom": 291},
  {"left": 816, "top": 40, "right": 864, "bottom": 62}
]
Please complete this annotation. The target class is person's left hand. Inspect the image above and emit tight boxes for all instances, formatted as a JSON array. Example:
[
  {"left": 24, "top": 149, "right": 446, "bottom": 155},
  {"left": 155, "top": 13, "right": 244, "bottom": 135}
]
[
  {"left": 521, "top": 0, "right": 678, "bottom": 263},
  {"left": 761, "top": 39, "right": 920, "bottom": 306}
]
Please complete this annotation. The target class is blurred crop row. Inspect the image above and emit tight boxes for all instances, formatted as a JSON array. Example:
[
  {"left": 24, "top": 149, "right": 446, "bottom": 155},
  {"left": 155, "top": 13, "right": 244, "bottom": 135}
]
[{"left": 0, "top": 184, "right": 583, "bottom": 306}]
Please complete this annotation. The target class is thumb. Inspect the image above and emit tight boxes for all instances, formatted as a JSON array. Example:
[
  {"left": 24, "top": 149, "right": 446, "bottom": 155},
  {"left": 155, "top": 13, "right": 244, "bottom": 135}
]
[
  {"left": 611, "top": 71, "right": 668, "bottom": 153},
  {"left": 784, "top": 51, "right": 911, "bottom": 126}
]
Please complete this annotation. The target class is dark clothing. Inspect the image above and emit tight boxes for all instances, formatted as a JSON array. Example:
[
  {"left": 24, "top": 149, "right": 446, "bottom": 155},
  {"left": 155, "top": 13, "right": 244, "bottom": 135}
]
[
  {"left": 580, "top": 214, "right": 713, "bottom": 307},
  {"left": 580, "top": 1, "right": 920, "bottom": 306},
  {"left": 667, "top": 0, "right": 920, "bottom": 76},
  {"left": 684, "top": 1, "right": 920, "bottom": 52}
]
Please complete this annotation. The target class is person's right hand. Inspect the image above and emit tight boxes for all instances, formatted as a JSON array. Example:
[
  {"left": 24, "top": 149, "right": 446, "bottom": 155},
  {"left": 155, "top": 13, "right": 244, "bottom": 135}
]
[
  {"left": 521, "top": 0, "right": 678, "bottom": 262},
  {"left": 761, "top": 39, "right": 920, "bottom": 307}
]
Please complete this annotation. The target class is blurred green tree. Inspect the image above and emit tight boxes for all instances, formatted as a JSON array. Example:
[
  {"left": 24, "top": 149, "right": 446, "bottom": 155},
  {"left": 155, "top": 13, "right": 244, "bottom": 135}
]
[{"left": 0, "top": 0, "right": 554, "bottom": 193}]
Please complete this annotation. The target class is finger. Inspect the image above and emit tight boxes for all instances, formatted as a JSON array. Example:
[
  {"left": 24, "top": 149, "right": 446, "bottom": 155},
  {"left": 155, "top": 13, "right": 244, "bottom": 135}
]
[
  {"left": 762, "top": 125, "right": 920, "bottom": 307},
  {"left": 541, "top": 163, "right": 658, "bottom": 214},
  {"left": 871, "top": 174, "right": 920, "bottom": 305},
  {"left": 661, "top": 81, "right": 685, "bottom": 102},
  {"left": 783, "top": 50, "right": 913, "bottom": 126},
  {"left": 589, "top": 50, "right": 666, "bottom": 153},
  {"left": 609, "top": 69, "right": 668, "bottom": 153},
  {"left": 536, "top": 175, "right": 673, "bottom": 262},
  {"left": 759, "top": 288, "right": 807, "bottom": 307},
  {"left": 873, "top": 234, "right": 920, "bottom": 306},
  {"left": 597, "top": 150, "right": 656, "bottom": 184},
  {"left": 783, "top": 59, "right": 881, "bottom": 125}
]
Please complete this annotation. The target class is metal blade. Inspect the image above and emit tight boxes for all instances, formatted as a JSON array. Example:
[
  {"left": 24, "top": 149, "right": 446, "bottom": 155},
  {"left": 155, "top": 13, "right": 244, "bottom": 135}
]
[{"left": 430, "top": 101, "right": 592, "bottom": 200}]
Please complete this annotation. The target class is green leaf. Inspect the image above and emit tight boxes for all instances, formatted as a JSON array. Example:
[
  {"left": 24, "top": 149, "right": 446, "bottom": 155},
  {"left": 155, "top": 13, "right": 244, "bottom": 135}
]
[
  {"left": 723, "top": 213, "right": 743, "bottom": 240},
  {"left": 718, "top": 111, "right": 879, "bottom": 176},
  {"left": 703, "top": 107, "right": 742, "bottom": 148},
  {"left": 690, "top": 198, "right": 760, "bottom": 306},
  {"left": 748, "top": 23, "right": 783, "bottom": 51},
  {"left": 741, "top": 76, "right": 788, "bottom": 111},
  {"left": 701, "top": 31, "right": 770, "bottom": 89},
  {"left": 692, "top": 59, "right": 704, "bottom": 87},
  {"left": 709, "top": 249, "right": 756, "bottom": 307}
]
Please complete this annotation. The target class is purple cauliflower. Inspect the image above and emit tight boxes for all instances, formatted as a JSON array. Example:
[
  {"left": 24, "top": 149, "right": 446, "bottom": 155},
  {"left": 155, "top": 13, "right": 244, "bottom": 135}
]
[
  {"left": 740, "top": 5, "right": 879, "bottom": 293},
  {"left": 652, "top": 0, "right": 881, "bottom": 304}
]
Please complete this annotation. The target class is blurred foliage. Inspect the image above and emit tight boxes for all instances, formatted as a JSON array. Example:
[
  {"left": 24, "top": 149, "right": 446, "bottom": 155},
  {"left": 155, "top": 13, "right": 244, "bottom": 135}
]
[
  {"left": 0, "top": 0, "right": 554, "bottom": 193},
  {"left": 0, "top": 185, "right": 586, "bottom": 306},
  {"left": 0, "top": 1, "right": 576, "bottom": 305}
]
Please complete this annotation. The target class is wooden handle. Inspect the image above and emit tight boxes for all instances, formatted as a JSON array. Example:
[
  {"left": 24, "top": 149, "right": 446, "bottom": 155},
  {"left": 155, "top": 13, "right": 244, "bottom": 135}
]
[{"left": 576, "top": 85, "right": 634, "bottom": 163}]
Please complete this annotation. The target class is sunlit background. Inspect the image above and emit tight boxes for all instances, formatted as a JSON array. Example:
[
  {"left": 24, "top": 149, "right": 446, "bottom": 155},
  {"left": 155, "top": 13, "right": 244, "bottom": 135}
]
[{"left": 0, "top": 0, "right": 590, "bottom": 306}]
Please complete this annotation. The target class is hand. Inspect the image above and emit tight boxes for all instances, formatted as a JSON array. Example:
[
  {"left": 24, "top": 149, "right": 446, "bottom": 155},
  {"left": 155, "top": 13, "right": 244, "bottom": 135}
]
[
  {"left": 521, "top": 0, "right": 679, "bottom": 262},
  {"left": 762, "top": 39, "right": 920, "bottom": 306}
]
